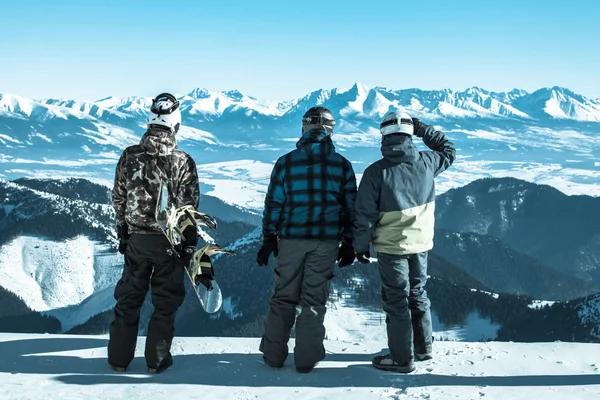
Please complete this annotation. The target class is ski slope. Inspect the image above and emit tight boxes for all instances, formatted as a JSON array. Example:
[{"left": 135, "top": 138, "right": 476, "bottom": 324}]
[{"left": 1, "top": 333, "right": 600, "bottom": 400}]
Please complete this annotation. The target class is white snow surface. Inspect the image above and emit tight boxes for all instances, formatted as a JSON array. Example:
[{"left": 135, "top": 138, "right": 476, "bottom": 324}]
[
  {"left": 528, "top": 300, "right": 557, "bottom": 310},
  {"left": 0, "top": 236, "right": 123, "bottom": 331},
  {"left": 196, "top": 160, "right": 272, "bottom": 210},
  {"left": 0, "top": 236, "right": 96, "bottom": 311},
  {"left": 1, "top": 333, "right": 600, "bottom": 400}
]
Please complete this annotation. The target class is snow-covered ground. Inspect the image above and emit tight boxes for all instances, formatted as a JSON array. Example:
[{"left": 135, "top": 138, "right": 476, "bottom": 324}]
[{"left": 1, "top": 333, "right": 600, "bottom": 400}]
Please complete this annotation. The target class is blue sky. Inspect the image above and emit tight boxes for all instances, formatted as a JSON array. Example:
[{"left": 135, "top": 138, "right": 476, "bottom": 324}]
[{"left": 0, "top": 0, "right": 598, "bottom": 101}]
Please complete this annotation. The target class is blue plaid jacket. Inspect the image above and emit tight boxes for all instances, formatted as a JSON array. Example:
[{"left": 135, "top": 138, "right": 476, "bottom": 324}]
[{"left": 262, "top": 130, "right": 357, "bottom": 244}]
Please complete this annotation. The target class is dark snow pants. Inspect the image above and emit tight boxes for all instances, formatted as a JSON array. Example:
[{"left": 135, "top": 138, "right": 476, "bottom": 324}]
[
  {"left": 378, "top": 251, "right": 432, "bottom": 364},
  {"left": 260, "top": 239, "right": 338, "bottom": 368},
  {"left": 107, "top": 233, "right": 186, "bottom": 370}
]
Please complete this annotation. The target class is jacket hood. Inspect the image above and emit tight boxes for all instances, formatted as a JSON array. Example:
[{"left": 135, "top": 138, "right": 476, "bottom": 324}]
[
  {"left": 140, "top": 127, "right": 178, "bottom": 156},
  {"left": 381, "top": 134, "right": 418, "bottom": 163},
  {"left": 296, "top": 130, "right": 335, "bottom": 159}
]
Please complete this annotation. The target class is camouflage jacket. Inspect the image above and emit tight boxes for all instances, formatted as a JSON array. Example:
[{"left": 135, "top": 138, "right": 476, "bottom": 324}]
[{"left": 112, "top": 127, "right": 200, "bottom": 234}]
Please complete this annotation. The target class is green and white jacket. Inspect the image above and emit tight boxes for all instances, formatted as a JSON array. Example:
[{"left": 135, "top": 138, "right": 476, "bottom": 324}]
[{"left": 353, "top": 122, "right": 456, "bottom": 255}]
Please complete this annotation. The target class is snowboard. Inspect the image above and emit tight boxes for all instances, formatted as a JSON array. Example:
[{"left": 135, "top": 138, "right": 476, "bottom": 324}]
[{"left": 155, "top": 181, "right": 235, "bottom": 313}]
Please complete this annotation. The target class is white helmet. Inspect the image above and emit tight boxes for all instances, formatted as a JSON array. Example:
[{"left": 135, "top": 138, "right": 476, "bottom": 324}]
[
  {"left": 147, "top": 93, "right": 182, "bottom": 134},
  {"left": 380, "top": 111, "right": 414, "bottom": 136}
]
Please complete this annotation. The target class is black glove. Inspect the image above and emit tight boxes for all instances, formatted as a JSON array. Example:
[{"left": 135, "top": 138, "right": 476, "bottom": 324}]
[
  {"left": 412, "top": 118, "right": 424, "bottom": 137},
  {"left": 194, "top": 254, "right": 214, "bottom": 290},
  {"left": 179, "top": 224, "right": 198, "bottom": 262},
  {"left": 182, "top": 225, "right": 199, "bottom": 249},
  {"left": 257, "top": 233, "right": 278, "bottom": 266},
  {"left": 337, "top": 242, "right": 355, "bottom": 267},
  {"left": 356, "top": 250, "right": 371, "bottom": 264},
  {"left": 117, "top": 224, "right": 129, "bottom": 255}
]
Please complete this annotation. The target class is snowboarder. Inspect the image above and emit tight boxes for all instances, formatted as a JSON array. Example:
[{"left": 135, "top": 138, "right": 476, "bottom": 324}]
[
  {"left": 257, "top": 106, "right": 357, "bottom": 373},
  {"left": 108, "top": 93, "right": 206, "bottom": 374},
  {"left": 353, "top": 111, "right": 455, "bottom": 373}
]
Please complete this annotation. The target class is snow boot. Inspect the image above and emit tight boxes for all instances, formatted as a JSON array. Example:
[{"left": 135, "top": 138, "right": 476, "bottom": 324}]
[
  {"left": 296, "top": 362, "right": 320, "bottom": 374},
  {"left": 262, "top": 356, "right": 283, "bottom": 369},
  {"left": 372, "top": 354, "right": 415, "bottom": 373},
  {"left": 415, "top": 353, "right": 432, "bottom": 361},
  {"left": 148, "top": 356, "right": 173, "bottom": 374},
  {"left": 108, "top": 360, "right": 127, "bottom": 373}
]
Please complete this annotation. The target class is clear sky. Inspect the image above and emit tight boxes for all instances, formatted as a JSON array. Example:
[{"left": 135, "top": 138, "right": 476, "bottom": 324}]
[{"left": 0, "top": 0, "right": 598, "bottom": 101}]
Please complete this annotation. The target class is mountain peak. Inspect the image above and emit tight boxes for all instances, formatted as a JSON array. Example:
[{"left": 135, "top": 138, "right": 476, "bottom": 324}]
[
  {"left": 0, "top": 93, "right": 37, "bottom": 116},
  {"left": 221, "top": 89, "right": 248, "bottom": 101},
  {"left": 464, "top": 86, "right": 487, "bottom": 95},
  {"left": 508, "top": 88, "right": 529, "bottom": 96},
  {"left": 351, "top": 82, "right": 369, "bottom": 93},
  {"left": 187, "top": 88, "right": 211, "bottom": 99}
]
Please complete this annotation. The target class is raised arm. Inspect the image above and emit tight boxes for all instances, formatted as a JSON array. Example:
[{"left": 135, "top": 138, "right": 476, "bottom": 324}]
[{"left": 414, "top": 119, "right": 456, "bottom": 177}]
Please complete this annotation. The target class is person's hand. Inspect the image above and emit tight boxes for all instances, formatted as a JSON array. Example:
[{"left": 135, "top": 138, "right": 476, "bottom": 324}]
[
  {"left": 337, "top": 242, "right": 355, "bottom": 267},
  {"left": 257, "top": 233, "right": 278, "bottom": 266},
  {"left": 117, "top": 224, "right": 129, "bottom": 254},
  {"left": 356, "top": 251, "right": 371, "bottom": 264},
  {"left": 412, "top": 118, "right": 424, "bottom": 137}
]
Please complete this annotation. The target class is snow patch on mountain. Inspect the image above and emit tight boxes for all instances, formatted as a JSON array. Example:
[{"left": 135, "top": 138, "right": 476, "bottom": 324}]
[
  {"left": 0, "top": 94, "right": 36, "bottom": 117},
  {"left": 528, "top": 300, "right": 556, "bottom": 310},
  {"left": 542, "top": 88, "right": 600, "bottom": 121},
  {"left": 9, "top": 157, "right": 117, "bottom": 167},
  {"left": 196, "top": 161, "right": 272, "bottom": 210},
  {"left": 176, "top": 125, "right": 220, "bottom": 145},
  {"left": 78, "top": 123, "right": 139, "bottom": 148},
  {"left": 436, "top": 160, "right": 600, "bottom": 197},
  {"left": 0, "top": 234, "right": 123, "bottom": 332},
  {"left": 3, "top": 169, "right": 115, "bottom": 188},
  {"left": 0, "top": 133, "right": 21, "bottom": 144},
  {"left": 224, "top": 228, "right": 261, "bottom": 253},
  {"left": 0, "top": 236, "right": 97, "bottom": 311},
  {"left": 184, "top": 89, "right": 288, "bottom": 117}
]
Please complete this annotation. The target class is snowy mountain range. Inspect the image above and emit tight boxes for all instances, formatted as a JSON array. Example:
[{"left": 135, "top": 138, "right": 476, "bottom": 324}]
[
  {"left": 3, "top": 84, "right": 600, "bottom": 122},
  {"left": 1, "top": 84, "right": 600, "bottom": 203}
]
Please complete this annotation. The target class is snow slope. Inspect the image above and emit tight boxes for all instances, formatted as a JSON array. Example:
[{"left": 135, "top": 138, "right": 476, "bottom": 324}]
[
  {"left": 0, "top": 235, "right": 123, "bottom": 331},
  {"left": 1, "top": 333, "right": 600, "bottom": 400},
  {"left": 0, "top": 236, "right": 97, "bottom": 310}
]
